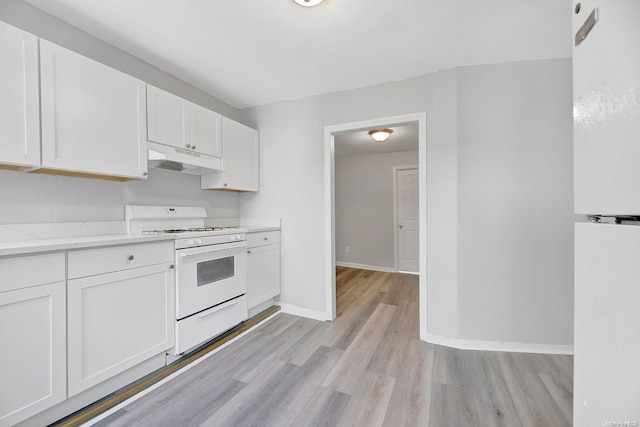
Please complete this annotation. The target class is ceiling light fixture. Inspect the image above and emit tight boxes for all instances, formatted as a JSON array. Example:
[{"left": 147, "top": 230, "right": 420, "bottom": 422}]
[
  {"left": 293, "top": 0, "right": 324, "bottom": 6},
  {"left": 368, "top": 129, "right": 393, "bottom": 143}
]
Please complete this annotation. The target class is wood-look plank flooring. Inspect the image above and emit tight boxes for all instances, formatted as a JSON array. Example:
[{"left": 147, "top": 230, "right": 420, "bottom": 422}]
[{"left": 94, "top": 267, "right": 572, "bottom": 427}]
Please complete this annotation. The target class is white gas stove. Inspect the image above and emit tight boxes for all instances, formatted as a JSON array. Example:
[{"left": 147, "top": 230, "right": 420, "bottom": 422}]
[{"left": 125, "top": 205, "right": 248, "bottom": 355}]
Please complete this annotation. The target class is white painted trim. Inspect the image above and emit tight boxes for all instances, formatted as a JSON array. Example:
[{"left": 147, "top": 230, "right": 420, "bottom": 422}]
[
  {"left": 324, "top": 113, "right": 428, "bottom": 340},
  {"left": 335, "top": 261, "right": 396, "bottom": 273},
  {"left": 398, "top": 270, "right": 420, "bottom": 276},
  {"left": 393, "top": 165, "right": 419, "bottom": 274},
  {"left": 425, "top": 333, "right": 574, "bottom": 355},
  {"left": 277, "top": 303, "right": 330, "bottom": 321}
]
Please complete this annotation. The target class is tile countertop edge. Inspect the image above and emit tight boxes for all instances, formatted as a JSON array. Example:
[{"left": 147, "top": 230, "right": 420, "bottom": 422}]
[{"left": 0, "top": 234, "right": 176, "bottom": 258}]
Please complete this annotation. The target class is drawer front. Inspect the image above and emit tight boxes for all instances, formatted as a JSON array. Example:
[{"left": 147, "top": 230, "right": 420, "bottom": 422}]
[
  {"left": 174, "top": 295, "right": 247, "bottom": 355},
  {"left": 69, "top": 241, "right": 174, "bottom": 279},
  {"left": 246, "top": 231, "right": 280, "bottom": 248},
  {"left": 0, "top": 252, "right": 65, "bottom": 293}
]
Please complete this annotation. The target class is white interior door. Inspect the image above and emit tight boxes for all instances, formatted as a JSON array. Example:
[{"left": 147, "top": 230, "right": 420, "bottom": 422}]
[{"left": 397, "top": 168, "right": 419, "bottom": 273}]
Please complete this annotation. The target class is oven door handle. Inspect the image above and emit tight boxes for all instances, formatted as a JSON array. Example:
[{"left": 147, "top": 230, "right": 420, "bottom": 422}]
[
  {"left": 197, "top": 298, "right": 239, "bottom": 319},
  {"left": 178, "top": 242, "right": 247, "bottom": 258}
]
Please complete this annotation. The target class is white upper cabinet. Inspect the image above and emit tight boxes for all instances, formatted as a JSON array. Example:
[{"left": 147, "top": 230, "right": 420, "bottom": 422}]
[
  {"left": 146, "top": 85, "right": 189, "bottom": 149},
  {"left": 146, "top": 85, "right": 222, "bottom": 164},
  {"left": 39, "top": 40, "right": 148, "bottom": 180},
  {"left": 190, "top": 103, "right": 222, "bottom": 158},
  {"left": 573, "top": 0, "right": 640, "bottom": 215},
  {"left": 0, "top": 21, "right": 40, "bottom": 169},
  {"left": 201, "top": 117, "right": 259, "bottom": 192}
]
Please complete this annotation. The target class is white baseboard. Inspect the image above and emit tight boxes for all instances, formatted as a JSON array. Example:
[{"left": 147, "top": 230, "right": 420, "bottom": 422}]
[
  {"left": 335, "top": 261, "right": 396, "bottom": 273},
  {"left": 277, "top": 303, "right": 330, "bottom": 321},
  {"left": 425, "top": 333, "right": 574, "bottom": 355}
]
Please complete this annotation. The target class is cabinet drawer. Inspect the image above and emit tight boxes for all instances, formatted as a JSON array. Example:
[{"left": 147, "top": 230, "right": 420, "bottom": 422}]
[
  {"left": 0, "top": 252, "right": 65, "bottom": 293},
  {"left": 68, "top": 241, "right": 173, "bottom": 279},
  {"left": 247, "top": 231, "right": 280, "bottom": 248},
  {"left": 175, "top": 295, "right": 247, "bottom": 355}
]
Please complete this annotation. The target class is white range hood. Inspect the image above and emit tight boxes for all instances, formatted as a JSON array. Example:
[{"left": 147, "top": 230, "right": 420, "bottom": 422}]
[{"left": 147, "top": 141, "right": 223, "bottom": 176}]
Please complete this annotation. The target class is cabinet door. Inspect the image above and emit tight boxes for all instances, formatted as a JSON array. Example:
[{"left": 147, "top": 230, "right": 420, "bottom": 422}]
[
  {"left": 146, "top": 85, "right": 189, "bottom": 150},
  {"left": 0, "top": 21, "right": 40, "bottom": 168},
  {"left": 67, "top": 263, "right": 175, "bottom": 396},
  {"left": 247, "top": 243, "right": 280, "bottom": 309},
  {"left": 573, "top": 1, "right": 640, "bottom": 215},
  {"left": 190, "top": 103, "right": 222, "bottom": 158},
  {"left": 201, "top": 117, "right": 259, "bottom": 191},
  {"left": 0, "top": 282, "right": 66, "bottom": 427},
  {"left": 40, "top": 40, "right": 147, "bottom": 180}
]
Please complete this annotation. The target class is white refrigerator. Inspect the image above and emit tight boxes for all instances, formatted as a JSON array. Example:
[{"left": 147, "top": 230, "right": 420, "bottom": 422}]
[{"left": 573, "top": 0, "right": 640, "bottom": 425}]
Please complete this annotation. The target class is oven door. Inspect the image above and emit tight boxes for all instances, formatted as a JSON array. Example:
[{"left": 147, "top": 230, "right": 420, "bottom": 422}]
[{"left": 176, "top": 241, "right": 247, "bottom": 319}]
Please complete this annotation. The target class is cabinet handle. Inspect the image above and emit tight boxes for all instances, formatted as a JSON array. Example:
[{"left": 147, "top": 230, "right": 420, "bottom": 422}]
[
  {"left": 247, "top": 249, "right": 251, "bottom": 254},
  {"left": 128, "top": 255, "right": 134, "bottom": 261}
]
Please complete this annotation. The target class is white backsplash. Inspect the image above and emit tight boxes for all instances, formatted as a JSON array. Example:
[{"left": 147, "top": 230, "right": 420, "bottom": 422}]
[{"left": 0, "top": 221, "right": 126, "bottom": 242}]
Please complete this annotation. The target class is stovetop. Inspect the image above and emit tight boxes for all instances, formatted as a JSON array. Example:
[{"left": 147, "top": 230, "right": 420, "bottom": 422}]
[{"left": 142, "top": 227, "right": 238, "bottom": 235}]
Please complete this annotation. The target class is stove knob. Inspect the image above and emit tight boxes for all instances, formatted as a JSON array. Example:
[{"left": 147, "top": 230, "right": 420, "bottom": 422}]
[
  {"left": 196, "top": 239, "right": 202, "bottom": 245},
  {"left": 188, "top": 240, "right": 194, "bottom": 246}
]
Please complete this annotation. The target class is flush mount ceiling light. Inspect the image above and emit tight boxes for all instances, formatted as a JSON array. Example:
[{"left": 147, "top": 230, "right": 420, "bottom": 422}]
[
  {"left": 368, "top": 129, "right": 394, "bottom": 143},
  {"left": 293, "top": 0, "right": 324, "bottom": 6}
]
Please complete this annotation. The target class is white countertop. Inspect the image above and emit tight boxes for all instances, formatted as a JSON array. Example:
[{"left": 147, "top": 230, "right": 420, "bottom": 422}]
[
  {"left": 243, "top": 225, "right": 281, "bottom": 233},
  {"left": 0, "top": 218, "right": 281, "bottom": 258},
  {"left": 0, "top": 233, "right": 176, "bottom": 258}
]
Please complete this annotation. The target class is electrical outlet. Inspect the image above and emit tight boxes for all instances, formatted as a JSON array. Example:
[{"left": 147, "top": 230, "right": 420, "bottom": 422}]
[{"left": 345, "top": 246, "right": 350, "bottom": 253}]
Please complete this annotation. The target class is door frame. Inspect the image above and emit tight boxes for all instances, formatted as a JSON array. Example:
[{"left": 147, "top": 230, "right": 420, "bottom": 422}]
[
  {"left": 393, "top": 165, "right": 419, "bottom": 274},
  {"left": 324, "top": 112, "right": 427, "bottom": 339}
]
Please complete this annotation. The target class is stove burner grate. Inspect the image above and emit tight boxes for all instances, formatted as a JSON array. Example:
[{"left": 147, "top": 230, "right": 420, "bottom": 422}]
[{"left": 142, "top": 227, "right": 226, "bottom": 235}]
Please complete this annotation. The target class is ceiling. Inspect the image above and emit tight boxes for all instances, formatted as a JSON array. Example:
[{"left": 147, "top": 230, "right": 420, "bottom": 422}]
[
  {"left": 335, "top": 124, "right": 418, "bottom": 158},
  {"left": 24, "top": 0, "right": 572, "bottom": 109}
]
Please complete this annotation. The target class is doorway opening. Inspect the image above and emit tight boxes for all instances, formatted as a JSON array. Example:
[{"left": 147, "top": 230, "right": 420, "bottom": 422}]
[{"left": 324, "top": 113, "right": 427, "bottom": 339}]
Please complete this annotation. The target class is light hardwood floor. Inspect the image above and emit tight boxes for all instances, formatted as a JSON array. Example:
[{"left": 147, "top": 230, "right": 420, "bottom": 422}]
[{"left": 94, "top": 267, "right": 572, "bottom": 427}]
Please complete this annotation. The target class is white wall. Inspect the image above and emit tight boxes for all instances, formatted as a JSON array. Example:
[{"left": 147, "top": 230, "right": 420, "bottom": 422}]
[
  {"left": 456, "top": 60, "right": 574, "bottom": 345},
  {"left": 0, "top": 1, "right": 244, "bottom": 224},
  {"left": 241, "top": 58, "right": 574, "bottom": 347},
  {"left": 240, "top": 68, "right": 460, "bottom": 334},
  {"left": 0, "top": 168, "right": 239, "bottom": 224},
  {"left": 335, "top": 151, "right": 418, "bottom": 270}
]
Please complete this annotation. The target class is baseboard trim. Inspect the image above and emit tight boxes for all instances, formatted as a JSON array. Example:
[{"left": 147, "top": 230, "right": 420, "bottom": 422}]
[
  {"left": 425, "top": 333, "right": 574, "bottom": 355},
  {"left": 335, "top": 262, "right": 396, "bottom": 273},
  {"left": 277, "top": 303, "right": 330, "bottom": 321}
]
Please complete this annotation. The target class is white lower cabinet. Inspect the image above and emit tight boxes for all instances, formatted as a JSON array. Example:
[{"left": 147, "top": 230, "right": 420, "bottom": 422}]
[
  {"left": 67, "top": 243, "right": 175, "bottom": 396},
  {"left": 246, "top": 231, "right": 281, "bottom": 309},
  {"left": 0, "top": 254, "right": 66, "bottom": 427}
]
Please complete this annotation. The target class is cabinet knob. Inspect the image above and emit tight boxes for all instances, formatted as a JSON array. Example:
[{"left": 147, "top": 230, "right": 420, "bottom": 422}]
[
  {"left": 169, "top": 264, "right": 175, "bottom": 269},
  {"left": 264, "top": 237, "right": 268, "bottom": 241},
  {"left": 247, "top": 250, "right": 251, "bottom": 254},
  {"left": 142, "top": 172, "right": 148, "bottom": 177},
  {"left": 192, "top": 145, "right": 196, "bottom": 150},
  {"left": 224, "top": 183, "right": 228, "bottom": 187},
  {"left": 186, "top": 144, "right": 191, "bottom": 148},
  {"left": 128, "top": 255, "right": 134, "bottom": 261}
]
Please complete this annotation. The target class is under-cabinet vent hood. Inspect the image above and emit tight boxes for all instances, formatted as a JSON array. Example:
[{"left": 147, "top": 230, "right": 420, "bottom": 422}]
[{"left": 147, "top": 141, "right": 223, "bottom": 175}]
